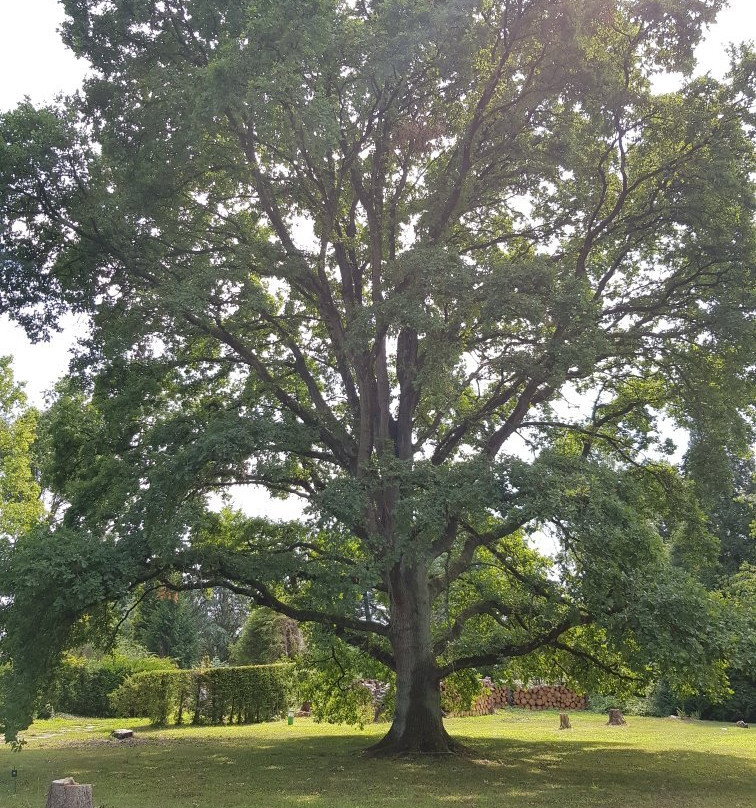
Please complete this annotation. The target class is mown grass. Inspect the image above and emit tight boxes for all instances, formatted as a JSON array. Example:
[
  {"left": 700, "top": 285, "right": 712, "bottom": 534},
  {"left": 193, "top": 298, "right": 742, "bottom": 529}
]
[{"left": 1, "top": 710, "right": 753, "bottom": 808}]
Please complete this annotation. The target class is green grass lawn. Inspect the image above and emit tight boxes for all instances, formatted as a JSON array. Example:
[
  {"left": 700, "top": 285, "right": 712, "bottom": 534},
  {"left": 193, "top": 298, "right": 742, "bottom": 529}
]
[{"left": 1, "top": 711, "right": 753, "bottom": 808}]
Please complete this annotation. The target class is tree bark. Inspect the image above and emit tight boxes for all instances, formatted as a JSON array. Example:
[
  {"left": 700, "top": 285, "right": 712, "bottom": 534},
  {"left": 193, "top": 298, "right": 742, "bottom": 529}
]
[
  {"left": 365, "top": 561, "right": 460, "bottom": 756},
  {"left": 45, "top": 778, "right": 94, "bottom": 808}
]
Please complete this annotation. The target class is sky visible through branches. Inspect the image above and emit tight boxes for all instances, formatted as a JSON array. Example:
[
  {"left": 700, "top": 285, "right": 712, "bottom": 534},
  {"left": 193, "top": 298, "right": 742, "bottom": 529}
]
[{"left": 0, "top": 0, "right": 753, "bottom": 529}]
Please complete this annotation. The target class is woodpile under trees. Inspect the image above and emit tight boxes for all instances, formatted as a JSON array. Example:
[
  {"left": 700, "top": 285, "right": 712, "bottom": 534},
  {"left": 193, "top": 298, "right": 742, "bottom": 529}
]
[
  {"left": 511, "top": 684, "right": 587, "bottom": 711},
  {"left": 450, "top": 682, "right": 587, "bottom": 716}
]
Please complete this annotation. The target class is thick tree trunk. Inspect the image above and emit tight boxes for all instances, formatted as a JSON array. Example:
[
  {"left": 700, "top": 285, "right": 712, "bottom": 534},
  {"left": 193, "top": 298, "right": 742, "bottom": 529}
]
[{"left": 366, "top": 561, "right": 461, "bottom": 756}]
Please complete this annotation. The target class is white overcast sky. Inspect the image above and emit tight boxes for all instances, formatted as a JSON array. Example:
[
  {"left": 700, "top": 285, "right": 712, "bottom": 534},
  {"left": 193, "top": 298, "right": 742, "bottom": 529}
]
[{"left": 0, "top": 0, "right": 754, "bottom": 406}]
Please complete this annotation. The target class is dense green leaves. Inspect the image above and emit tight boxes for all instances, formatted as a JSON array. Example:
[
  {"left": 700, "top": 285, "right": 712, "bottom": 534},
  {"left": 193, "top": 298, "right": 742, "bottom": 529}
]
[
  {"left": 0, "top": 358, "right": 42, "bottom": 538},
  {"left": 110, "top": 663, "right": 294, "bottom": 726},
  {"left": 230, "top": 608, "right": 304, "bottom": 665},
  {"left": 45, "top": 651, "right": 177, "bottom": 718}
]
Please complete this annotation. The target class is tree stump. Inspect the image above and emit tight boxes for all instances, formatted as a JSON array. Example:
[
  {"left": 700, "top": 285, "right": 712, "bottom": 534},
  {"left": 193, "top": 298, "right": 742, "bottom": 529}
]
[
  {"left": 45, "top": 778, "right": 94, "bottom": 808},
  {"left": 607, "top": 709, "right": 626, "bottom": 726},
  {"left": 111, "top": 728, "right": 134, "bottom": 739},
  {"left": 559, "top": 713, "right": 572, "bottom": 730}
]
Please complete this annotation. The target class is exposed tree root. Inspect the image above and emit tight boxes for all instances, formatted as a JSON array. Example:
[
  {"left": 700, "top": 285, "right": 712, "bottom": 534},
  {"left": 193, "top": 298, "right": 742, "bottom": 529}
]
[{"left": 363, "top": 726, "right": 469, "bottom": 758}]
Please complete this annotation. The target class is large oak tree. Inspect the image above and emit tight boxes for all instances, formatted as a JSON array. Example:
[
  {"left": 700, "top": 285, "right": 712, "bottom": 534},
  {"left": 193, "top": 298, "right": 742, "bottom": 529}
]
[{"left": 1, "top": 0, "right": 754, "bottom": 753}]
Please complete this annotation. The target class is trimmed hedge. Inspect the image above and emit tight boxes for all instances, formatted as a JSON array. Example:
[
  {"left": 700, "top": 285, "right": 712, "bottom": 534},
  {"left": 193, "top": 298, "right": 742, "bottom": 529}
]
[{"left": 111, "top": 664, "right": 294, "bottom": 726}]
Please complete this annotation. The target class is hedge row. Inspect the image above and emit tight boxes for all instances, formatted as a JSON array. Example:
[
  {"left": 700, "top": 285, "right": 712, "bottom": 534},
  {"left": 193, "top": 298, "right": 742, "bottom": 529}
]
[{"left": 111, "top": 664, "right": 294, "bottom": 726}]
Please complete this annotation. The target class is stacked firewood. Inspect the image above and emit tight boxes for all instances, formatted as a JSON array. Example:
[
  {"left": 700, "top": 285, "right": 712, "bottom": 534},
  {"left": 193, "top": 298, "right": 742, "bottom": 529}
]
[
  {"left": 511, "top": 684, "right": 587, "bottom": 711},
  {"left": 450, "top": 681, "right": 587, "bottom": 716}
]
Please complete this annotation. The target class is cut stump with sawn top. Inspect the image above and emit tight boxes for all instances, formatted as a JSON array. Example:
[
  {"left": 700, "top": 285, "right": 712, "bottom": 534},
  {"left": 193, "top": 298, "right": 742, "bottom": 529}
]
[
  {"left": 112, "top": 728, "right": 134, "bottom": 740},
  {"left": 607, "top": 709, "right": 627, "bottom": 726},
  {"left": 45, "top": 777, "right": 94, "bottom": 808}
]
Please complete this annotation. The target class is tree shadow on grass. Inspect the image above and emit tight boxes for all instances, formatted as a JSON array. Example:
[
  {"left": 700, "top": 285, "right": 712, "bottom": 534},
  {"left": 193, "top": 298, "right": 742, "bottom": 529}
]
[{"left": 12, "top": 726, "right": 756, "bottom": 808}]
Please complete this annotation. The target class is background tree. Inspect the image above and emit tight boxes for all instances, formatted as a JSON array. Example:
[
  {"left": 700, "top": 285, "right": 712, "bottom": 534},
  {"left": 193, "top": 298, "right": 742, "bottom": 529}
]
[
  {"left": 130, "top": 586, "right": 200, "bottom": 669},
  {"left": 0, "top": 357, "right": 42, "bottom": 540},
  {"left": 230, "top": 607, "right": 305, "bottom": 666},
  {"left": 190, "top": 588, "right": 250, "bottom": 663},
  {"left": 654, "top": 441, "right": 756, "bottom": 720},
  {"left": 0, "top": 0, "right": 754, "bottom": 754},
  {"left": 685, "top": 437, "right": 755, "bottom": 576}
]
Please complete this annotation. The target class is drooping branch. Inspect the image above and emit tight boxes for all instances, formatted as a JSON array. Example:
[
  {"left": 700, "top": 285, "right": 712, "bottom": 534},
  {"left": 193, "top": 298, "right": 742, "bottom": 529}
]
[
  {"left": 436, "top": 613, "right": 592, "bottom": 678},
  {"left": 432, "top": 599, "right": 511, "bottom": 657},
  {"left": 551, "top": 641, "right": 639, "bottom": 683},
  {"left": 332, "top": 626, "right": 396, "bottom": 671},
  {"left": 160, "top": 576, "right": 390, "bottom": 638}
]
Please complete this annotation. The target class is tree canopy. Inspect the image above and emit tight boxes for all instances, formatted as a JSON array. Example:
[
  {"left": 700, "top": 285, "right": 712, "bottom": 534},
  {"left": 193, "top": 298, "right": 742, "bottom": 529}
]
[{"left": 0, "top": 0, "right": 754, "bottom": 753}]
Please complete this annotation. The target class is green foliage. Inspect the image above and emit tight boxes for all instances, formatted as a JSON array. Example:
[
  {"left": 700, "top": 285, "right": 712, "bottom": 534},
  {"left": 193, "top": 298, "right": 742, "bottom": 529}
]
[
  {"left": 592, "top": 564, "right": 756, "bottom": 723},
  {"left": 110, "top": 670, "right": 186, "bottom": 726},
  {"left": 190, "top": 589, "right": 250, "bottom": 663},
  {"left": 110, "top": 664, "right": 294, "bottom": 726},
  {"left": 0, "top": 664, "right": 8, "bottom": 717},
  {"left": 0, "top": 0, "right": 753, "bottom": 752},
  {"left": 45, "top": 652, "right": 177, "bottom": 718},
  {"left": 229, "top": 608, "right": 304, "bottom": 665},
  {"left": 131, "top": 588, "right": 201, "bottom": 668},
  {"left": 300, "top": 671, "right": 377, "bottom": 730},
  {"left": 585, "top": 691, "right": 629, "bottom": 714},
  {"left": 0, "top": 357, "right": 42, "bottom": 538},
  {"left": 297, "top": 632, "right": 391, "bottom": 728},
  {"left": 441, "top": 670, "right": 482, "bottom": 714}
]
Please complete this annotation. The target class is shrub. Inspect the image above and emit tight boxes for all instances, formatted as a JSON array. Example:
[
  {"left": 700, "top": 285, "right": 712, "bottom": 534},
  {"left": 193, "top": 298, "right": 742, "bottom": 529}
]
[
  {"left": 703, "top": 675, "right": 756, "bottom": 723},
  {"left": 111, "top": 664, "right": 294, "bottom": 726},
  {"left": 46, "top": 652, "right": 177, "bottom": 717},
  {"left": 441, "top": 670, "right": 483, "bottom": 714},
  {"left": 0, "top": 664, "right": 8, "bottom": 715},
  {"left": 625, "top": 677, "right": 756, "bottom": 722},
  {"left": 110, "top": 670, "right": 188, "bottom": 725},
  {"left": 622, "top": 682, "right": 678, "bottom": 717},
  {"left": 585, "top": 692, "right": 628, "bottom": 714}
]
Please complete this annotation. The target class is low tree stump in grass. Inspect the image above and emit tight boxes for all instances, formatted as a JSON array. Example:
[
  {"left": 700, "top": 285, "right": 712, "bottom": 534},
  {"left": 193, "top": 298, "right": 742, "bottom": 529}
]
[
  {"left": 559, "top": 713, "right": 572, "bottom": 730},
  {"left": 607, "top": 709, "right": 627, "bottom": 726},
  {"left": 45, "top": 778, "right": 93, "bottom": 808},
  {"left": 111, "top": 728, "right": 134, "bottom": 740}
]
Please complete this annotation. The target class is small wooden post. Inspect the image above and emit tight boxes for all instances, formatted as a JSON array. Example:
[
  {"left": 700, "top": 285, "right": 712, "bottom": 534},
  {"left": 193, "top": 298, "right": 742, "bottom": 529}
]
[
  {"left": 607, "top": 709, "right": 627, "bottom": 726},
  {"left": 559, "top": 713, "right": 572, "bottom": 730},
  {"left": 45, "top": 777, "right": 94, "bottom": 808}
]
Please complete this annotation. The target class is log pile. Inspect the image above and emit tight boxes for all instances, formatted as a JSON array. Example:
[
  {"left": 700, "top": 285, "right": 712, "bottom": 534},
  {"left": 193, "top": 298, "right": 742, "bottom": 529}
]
[
  {"left": 512, "top": 684, "right": 587, "bottom": 711},
  {"left": 449, "top": 681, "right": 587, "bottom": 717}
]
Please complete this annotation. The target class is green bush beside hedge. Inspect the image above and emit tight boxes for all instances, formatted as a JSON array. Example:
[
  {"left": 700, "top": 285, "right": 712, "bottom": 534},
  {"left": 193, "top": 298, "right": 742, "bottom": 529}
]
[
  {"left": 45, "top": 653, "right": 177, "bottom": 718},
  {"left": 111, "top": 664, "right": 294, "bottom": 726}
]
